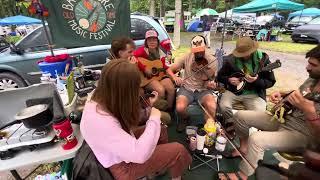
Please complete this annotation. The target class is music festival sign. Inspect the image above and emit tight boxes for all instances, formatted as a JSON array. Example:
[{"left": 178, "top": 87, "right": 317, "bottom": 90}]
[{"left": 42, "top": 0, "right": 130, "bottom": 48}]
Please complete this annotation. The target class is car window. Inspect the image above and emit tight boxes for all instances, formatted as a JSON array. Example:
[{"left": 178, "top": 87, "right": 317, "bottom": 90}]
[
  {"left": 291, "top": 16, "right": 313, "bottom": 23},
  {"left": 308, "top": 17, "right": 320, "bottom": 25},
  {"left": 131, "top": 18, "right": 155, "bottom": 40},
  {"left": 16, "top": 27, "right": 50, "bottom": 53}
]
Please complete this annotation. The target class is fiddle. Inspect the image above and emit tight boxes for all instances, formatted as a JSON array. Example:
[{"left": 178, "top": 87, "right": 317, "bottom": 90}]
[
  {"left": 191, "top": 57, "right": 214, "bottom": 81},
  {"left": 139, "top": 92, "right": 155, "bottom": 109}
]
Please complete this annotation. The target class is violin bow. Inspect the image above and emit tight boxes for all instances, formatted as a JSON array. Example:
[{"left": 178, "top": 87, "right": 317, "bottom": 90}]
[{"left": 197, "top": 99, "right": 256, "bottom": 170}]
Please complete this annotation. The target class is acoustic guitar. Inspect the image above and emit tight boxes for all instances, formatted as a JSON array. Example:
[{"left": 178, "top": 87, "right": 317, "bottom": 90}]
[
  {"left": 228, "top": 59, "right": 281, "bottom": 94},
  {"left": 138, "top": 57, "right": 167, "bottom": 87}
]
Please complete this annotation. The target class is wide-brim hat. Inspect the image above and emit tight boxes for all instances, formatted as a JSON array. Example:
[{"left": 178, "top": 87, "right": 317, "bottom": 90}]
[{"left": 232, "top": 37, "right": 259, "bottom": 58}]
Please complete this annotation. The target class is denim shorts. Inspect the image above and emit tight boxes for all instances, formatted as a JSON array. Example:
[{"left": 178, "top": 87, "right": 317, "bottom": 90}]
[{"left": 177, "top": 87, "right": 213, "bottom": 104}]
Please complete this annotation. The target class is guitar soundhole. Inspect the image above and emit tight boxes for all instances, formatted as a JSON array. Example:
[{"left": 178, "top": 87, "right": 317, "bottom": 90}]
[
  {"left": 151, "top": 68, "right": 159, "bottom": 76},
  {"left": 237, "top": 81, "right": 244, "bottom": 90}
]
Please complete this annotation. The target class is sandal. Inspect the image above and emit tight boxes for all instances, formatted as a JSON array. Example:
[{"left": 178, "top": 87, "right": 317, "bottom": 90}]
[{"left": 218, "top": 171, "right": 244, "bottom": 180}]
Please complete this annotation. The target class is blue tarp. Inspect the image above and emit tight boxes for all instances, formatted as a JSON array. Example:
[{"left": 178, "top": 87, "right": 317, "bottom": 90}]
[
  {"left": 234, "top": 0, "right": 304, "bottom": 13},
  {"left": 288, "top": 8, "right": 320, "bottom": 19},
  {"left": 0, "top": 15, "right": 41, "bottom": 26},
  {"left": 187, "top": 20, "right": 203, "bottom": 32}
]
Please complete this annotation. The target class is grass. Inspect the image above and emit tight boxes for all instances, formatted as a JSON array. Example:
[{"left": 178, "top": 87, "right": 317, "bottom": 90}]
[
  {"left": 172, "top": 45, "right": 190, "bottom": 62},
  {"left": 5, "top": 36, "right": 21, "bottom": 44},
  {"left": 171, "top": 32, "right": 316, "bottom": 54},
  {"left": 228, "top": 34, "right": 317, "bottom": 54},
  {"left": 257, "top": 41, "right": 316, "bottom": 54}
]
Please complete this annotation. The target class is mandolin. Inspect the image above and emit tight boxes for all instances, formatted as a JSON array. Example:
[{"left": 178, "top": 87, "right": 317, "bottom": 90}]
[
  {"left": 228, "top": 59, "right": 281, "bottom": 94},
  {"left": 138, "top": 57, "right": 167, "bottom": 87}
]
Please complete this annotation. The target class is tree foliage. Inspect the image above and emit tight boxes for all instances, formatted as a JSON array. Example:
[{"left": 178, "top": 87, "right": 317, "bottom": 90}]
[
  {"left": 130, "top": 0, "right": 320, "bottom": 16},
  {"left": 0, "top": 0, "right": 31, "bottom": 18}
]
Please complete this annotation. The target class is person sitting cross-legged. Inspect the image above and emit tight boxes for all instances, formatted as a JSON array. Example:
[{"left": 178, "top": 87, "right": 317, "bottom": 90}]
[{"left": 218, "top": 45, "right": 320, "bottom": 180}]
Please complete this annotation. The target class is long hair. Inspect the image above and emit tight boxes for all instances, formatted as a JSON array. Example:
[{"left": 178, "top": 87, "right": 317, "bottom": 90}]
[{"left": 92, "top": 59, "right": 141, "bottom": 133}]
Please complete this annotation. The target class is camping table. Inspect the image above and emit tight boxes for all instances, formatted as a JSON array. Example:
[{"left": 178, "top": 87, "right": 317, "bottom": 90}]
[{"left": 0, "top": 124, "right": 83, "bottom": 180}]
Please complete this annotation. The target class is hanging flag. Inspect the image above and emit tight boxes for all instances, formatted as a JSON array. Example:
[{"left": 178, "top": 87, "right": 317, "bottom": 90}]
[{"left": 42, "top": 0, "right": 130, "bottom": 48}]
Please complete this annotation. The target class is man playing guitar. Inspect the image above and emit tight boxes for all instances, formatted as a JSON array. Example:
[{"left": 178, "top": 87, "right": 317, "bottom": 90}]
[
  {"left": 218, "top": 44, "right": 320, "bottom": 180},
  {"left": 217, "top": 37, "right": 276, "bottom": 130},
  {"left": 167, "top": 35, "right": 218, "bottom": 132}
]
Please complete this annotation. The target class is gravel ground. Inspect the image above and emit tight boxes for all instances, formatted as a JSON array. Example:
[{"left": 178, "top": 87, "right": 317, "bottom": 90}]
[{"left": 173, "top": 32, "right": 309, "bottom": 92}]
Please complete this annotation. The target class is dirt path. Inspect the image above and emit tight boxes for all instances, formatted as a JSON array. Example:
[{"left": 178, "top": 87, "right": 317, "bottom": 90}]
[
  {"left": 212, "top": 41, "right": 309, "bottom": 93},
  {"left": 174, "top": 32, "right": 309, "bottom": 92}
]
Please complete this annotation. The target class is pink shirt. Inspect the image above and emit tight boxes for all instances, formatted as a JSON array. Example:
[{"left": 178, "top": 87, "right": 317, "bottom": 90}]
[{"left": 80, "top": 101, "right": 161, "bottom": 168}]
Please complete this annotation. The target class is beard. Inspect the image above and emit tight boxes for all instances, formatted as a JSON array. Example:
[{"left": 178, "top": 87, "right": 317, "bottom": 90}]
[
  {"left": 308, "top": 70, "right": 320, "bottom": 79},
  {"left": 194, "top": 52, "right": 205, "bottom": 62}
]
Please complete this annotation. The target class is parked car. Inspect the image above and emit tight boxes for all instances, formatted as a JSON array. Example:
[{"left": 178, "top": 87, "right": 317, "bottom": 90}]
[
  {"left": 284, "top": 16, "right": 316, "bottom": 34},
  {"left": 0, "top": 37, "right": 9, "bottom": 52},
  {"left": 291, "top": 16, "right": 320, "bottom": 43},
  {"left": 212, "top": 17, "right": 235, "bottom": 32},
  {"left": 0, "top": 14, "right": 172, "bottom": 90}
]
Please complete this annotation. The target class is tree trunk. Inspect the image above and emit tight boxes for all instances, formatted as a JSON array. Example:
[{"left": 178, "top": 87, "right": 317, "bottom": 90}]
[
  {"left": 181, "top": 6, "right": 185, "bottom": 32},
  {"left": 210, "top": 0, "right": 217, "bottom": 9},
  {"left": 173, "top": 0, "right": 181, "bottom": 48},
  {"left": 188, "top": 0, "right": 192, "bottom": 12},
  {"left": 159, "top": 0, "right": 165, "bottom": 17},
  {"left": 149, "top": 0, "right": 156, "bottom": 16}
]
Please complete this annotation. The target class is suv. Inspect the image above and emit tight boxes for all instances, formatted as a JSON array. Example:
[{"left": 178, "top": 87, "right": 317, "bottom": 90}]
[
  {"left": 0, "top": 14, "right": 171, "bottom": 90},
  {"left": 285, "top": 16, "right": 315, "bottom": 34},
  {"left": 291, "top": 16, "right": 320, "bottom": 43}
]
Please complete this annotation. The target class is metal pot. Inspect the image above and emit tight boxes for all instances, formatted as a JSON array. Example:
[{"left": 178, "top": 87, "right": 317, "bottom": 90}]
[{"left": 15, "top": 104, "right": 53, "bottom": 129}]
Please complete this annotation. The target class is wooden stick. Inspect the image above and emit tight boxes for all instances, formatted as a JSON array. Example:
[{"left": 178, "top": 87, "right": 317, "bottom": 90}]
[
  {"left": 183, "top": 59, "right": 217, "bottom": 82},
  {"left": 197, "top": 100, "right": 256, "bottom": 170}
]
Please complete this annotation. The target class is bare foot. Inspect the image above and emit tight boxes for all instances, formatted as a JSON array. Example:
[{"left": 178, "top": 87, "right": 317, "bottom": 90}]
[{"left": 218, "top": 171, "right": 247, "bottom": 180}]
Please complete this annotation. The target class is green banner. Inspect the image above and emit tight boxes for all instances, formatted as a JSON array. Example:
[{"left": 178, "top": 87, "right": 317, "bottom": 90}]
[{"left": 42, "top": 0, "right": 130, "bottom": 48}]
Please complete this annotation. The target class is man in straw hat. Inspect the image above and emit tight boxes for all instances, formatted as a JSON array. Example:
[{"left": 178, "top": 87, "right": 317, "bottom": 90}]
[
  {"left": 167, "top": 35, "right": 218, "bottom": 132},
  {"left": 217, "top": 37, "right": 276, "bottom": 135}
]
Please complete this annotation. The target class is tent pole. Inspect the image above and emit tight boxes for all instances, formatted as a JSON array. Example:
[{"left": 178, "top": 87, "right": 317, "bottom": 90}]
[
  {"left": 298, "top": 9, "right": 304, "bottom": 25},
  {"left": 41, "top": 16, "right": 54, "bottom": 57},
  {"left": 220, "top": 0, "right": 229, "bottom": 50}
]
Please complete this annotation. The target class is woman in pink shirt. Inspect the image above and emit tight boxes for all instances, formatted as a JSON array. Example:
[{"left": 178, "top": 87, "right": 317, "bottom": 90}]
[{"left": 80, "top": 59, "right": 192, "bottom": 180}]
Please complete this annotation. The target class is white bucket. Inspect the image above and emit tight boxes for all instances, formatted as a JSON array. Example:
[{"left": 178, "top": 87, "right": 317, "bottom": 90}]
[{"left": 215, "top": 135, "right": 227, "bottom": 152}]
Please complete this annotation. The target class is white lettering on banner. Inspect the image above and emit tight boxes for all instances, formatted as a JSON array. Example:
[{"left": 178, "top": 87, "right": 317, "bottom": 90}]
[
  {"left": 62, "top": 0, "right": 117, "bottom": 41},
  {"left": 104, "top": 3, "right": 114, "bottom": 11},
  {"left": 68, "top": 20, "right": 88, "bottom": 38},
  {"left": 62, "top": 0, "right": 77, "bottom": 11}
]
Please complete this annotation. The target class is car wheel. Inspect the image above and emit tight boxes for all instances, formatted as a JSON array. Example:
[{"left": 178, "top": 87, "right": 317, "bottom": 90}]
[{"left": 0, "top": 72, "right": 26, "bottom": 90}]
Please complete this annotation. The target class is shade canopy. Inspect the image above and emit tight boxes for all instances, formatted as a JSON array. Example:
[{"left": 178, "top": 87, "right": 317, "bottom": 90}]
[
  {"left": 234, "top": 0, "right": 304, "bottom": 13},
  {"left": 196, "top": 8, "right": 218, "bottom": 17},
  {"left": 288, "top": 8, "right": 320, "bottom": 19},
  {"left": 0, "top": 15, "right": 41, "bottom": 26}
]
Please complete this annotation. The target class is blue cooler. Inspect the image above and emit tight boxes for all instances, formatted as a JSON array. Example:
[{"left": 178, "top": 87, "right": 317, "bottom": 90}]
[{"left": 38, "top": 59, "right": 73, "bottom": 78}]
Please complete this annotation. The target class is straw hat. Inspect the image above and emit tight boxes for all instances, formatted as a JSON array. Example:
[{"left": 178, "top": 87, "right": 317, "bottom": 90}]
[{"left": 232, "top": 37, "right": 259, "bottom": 58}]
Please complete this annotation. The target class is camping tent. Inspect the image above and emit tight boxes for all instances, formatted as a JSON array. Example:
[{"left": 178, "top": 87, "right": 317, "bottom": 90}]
[
  {"left": 288, "top": 8, "right": 320, "bottom": 19},
  {"left": 233, "top": 0, "right": 304, "bottom": 13},
  {"left": 0, "top": 15, "right": 41, "bottom": 26},
  {"left": 187, "top": 20, "right": 203, "bottom": 32},
  {"left": 196, "top": 8, "right": 218, "bottom": 17}
]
